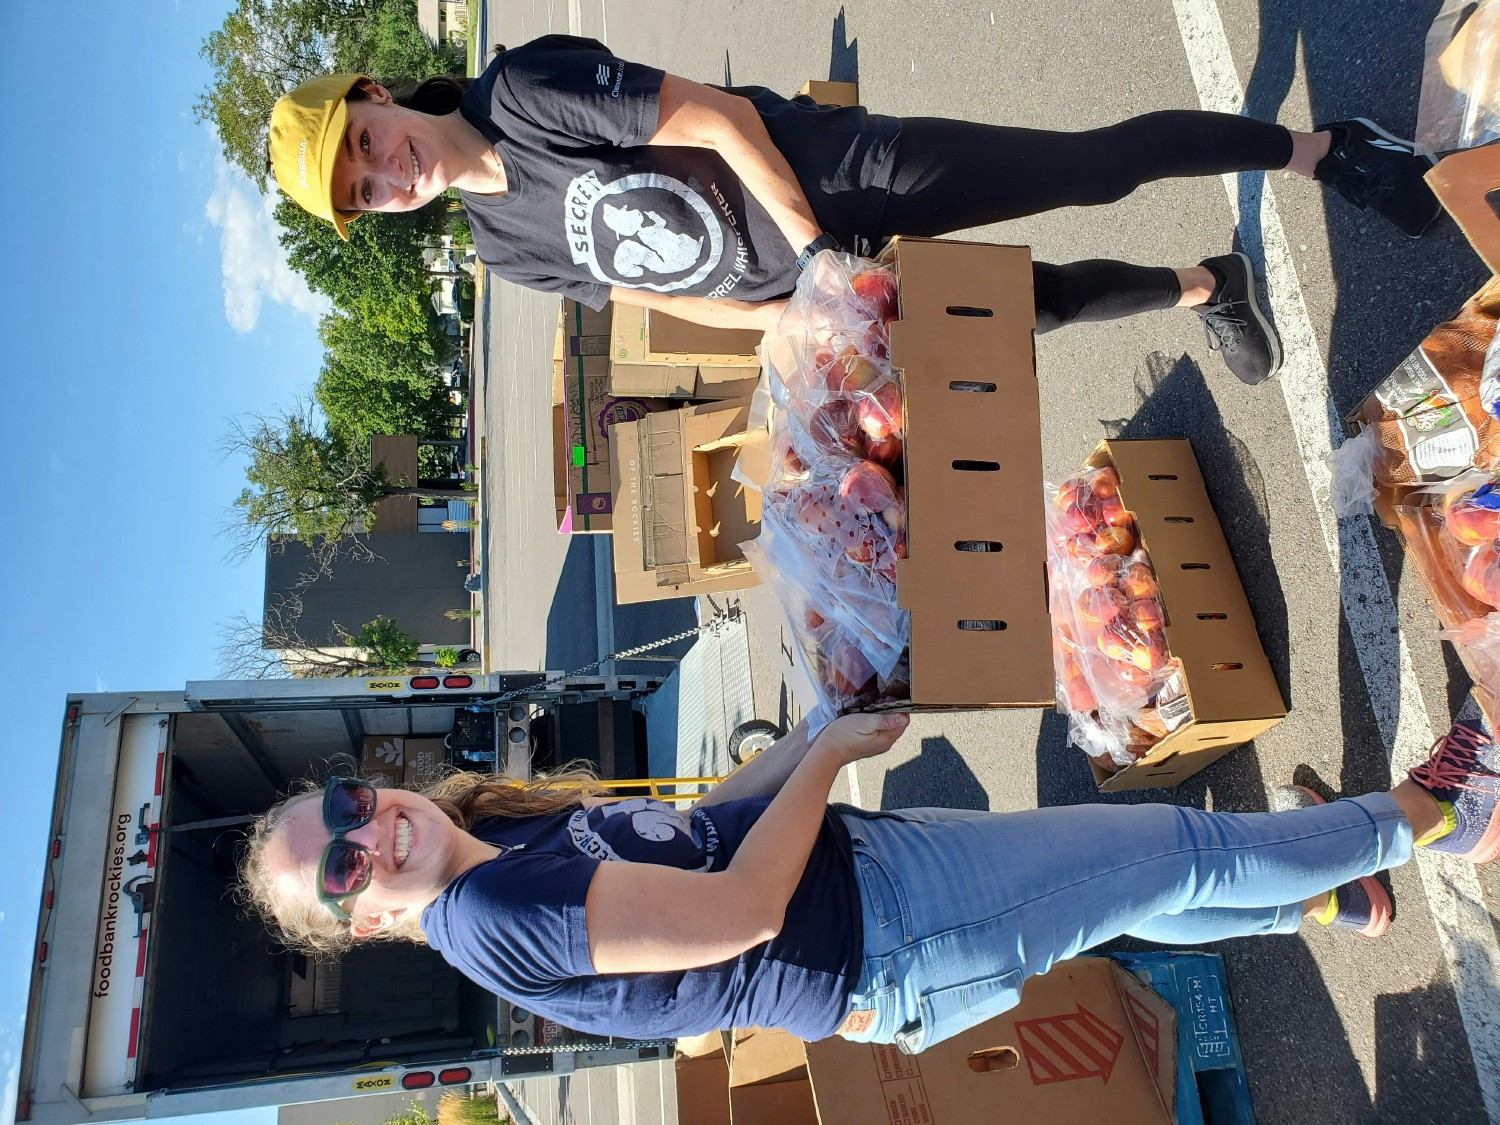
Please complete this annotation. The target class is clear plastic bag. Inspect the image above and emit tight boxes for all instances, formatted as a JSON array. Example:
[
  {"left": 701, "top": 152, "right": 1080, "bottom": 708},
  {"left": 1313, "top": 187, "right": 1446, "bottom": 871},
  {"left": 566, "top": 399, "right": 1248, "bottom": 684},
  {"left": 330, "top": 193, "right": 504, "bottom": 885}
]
[
  {"left": 1328, "top": 428, "right": 1379, "bottom": 518},
  {"left": 1410, "top": 468, "right": 1500, "bottom": 607},
  {"left": 1440, "top": 612, "right": 1500, "bottom": 699},
  {"left": 1417, "top": 0, "right": 1500, "bottom": 153},
  {"left": 739, "top": 251, "right": 910, "bottom": 716},
  {"left": 1045, "top": 465, "right": 1191, "bottom": 772}
]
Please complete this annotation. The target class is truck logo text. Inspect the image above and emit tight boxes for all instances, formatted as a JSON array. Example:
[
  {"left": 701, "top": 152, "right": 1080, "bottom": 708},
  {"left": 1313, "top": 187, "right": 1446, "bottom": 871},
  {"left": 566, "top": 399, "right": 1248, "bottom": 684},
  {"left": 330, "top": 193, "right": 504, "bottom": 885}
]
[{"left": 92, "top": 812, "right": 132, "bottom": 997}]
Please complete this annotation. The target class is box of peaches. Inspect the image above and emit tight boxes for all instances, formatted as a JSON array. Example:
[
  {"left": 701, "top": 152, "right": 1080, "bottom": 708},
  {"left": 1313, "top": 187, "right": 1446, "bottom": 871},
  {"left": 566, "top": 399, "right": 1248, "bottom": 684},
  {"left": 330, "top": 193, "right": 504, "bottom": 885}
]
[
  {"left": 1047, "top": 441, "right": 1287, "bottom": 790},
  {"left": 740, "top": 238, "right": 1055, "bottom": 726}
]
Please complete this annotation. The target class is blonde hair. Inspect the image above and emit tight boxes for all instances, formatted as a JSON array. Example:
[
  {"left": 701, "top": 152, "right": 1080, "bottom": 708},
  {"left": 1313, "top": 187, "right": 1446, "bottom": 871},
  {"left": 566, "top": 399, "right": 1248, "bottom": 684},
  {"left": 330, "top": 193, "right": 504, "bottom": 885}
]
[{"left": 237, "top": 764, "right": 608, "bottom": 956}]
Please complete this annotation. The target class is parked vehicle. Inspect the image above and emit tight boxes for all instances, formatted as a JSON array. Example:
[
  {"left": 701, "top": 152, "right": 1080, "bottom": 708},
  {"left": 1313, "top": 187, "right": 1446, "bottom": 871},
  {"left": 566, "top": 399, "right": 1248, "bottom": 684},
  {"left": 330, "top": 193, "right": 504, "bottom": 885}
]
[{"left": 14, "top": 671, "right": 674, "bottom": 1124}]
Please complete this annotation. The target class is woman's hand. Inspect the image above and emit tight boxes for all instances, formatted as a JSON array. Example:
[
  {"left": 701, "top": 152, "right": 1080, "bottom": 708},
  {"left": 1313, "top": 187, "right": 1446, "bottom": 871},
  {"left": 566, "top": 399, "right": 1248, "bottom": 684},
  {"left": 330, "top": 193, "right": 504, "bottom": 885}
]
[{"left": 814, "top": 712, "right": 910, "bottom": 767}]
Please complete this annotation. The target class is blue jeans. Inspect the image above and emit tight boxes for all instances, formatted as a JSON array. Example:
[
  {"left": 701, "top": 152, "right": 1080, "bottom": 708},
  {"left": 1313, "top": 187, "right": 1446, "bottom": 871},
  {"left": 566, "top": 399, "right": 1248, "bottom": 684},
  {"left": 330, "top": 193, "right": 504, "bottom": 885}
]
[{"left": 836, "top": 795, "right": 1412, "bottom": 1053}]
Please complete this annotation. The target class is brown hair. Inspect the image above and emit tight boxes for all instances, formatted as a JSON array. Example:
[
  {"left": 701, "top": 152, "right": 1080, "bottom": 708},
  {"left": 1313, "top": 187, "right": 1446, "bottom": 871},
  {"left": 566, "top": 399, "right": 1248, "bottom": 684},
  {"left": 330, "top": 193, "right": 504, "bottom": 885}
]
[{"left": 236, "top": 763, "right": 606, "bottom": 956}]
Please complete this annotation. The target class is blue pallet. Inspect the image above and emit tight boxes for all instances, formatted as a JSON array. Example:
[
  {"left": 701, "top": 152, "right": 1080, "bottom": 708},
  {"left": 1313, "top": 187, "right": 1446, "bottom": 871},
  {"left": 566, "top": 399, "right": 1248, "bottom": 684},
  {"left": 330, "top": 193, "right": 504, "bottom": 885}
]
[{"left": 1109, "top": 952, "right": 1255, "bottom": 1125}]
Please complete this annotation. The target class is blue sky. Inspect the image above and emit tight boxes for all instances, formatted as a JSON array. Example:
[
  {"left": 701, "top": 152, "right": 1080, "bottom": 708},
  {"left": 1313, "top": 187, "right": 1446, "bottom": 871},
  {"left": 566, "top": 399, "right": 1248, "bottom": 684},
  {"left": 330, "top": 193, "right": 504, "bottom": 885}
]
[{"left": 0, "top": 4, "right": 332, "bottom": 1121}]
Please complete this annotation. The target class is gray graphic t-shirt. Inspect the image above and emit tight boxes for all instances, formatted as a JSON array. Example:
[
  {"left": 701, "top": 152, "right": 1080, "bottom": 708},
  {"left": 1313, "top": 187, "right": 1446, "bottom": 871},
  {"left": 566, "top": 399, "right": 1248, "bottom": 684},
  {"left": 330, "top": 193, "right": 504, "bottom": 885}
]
[{"left": 459, "top": 35, "right": 901, "bottom": 310}]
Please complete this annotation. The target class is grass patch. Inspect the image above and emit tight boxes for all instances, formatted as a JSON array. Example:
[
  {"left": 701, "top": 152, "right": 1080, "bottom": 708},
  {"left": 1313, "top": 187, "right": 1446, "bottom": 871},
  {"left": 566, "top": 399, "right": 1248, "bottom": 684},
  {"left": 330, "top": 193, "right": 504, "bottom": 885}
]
[{"left": 466, "top": 0, "right": 480, "bottom": 75}]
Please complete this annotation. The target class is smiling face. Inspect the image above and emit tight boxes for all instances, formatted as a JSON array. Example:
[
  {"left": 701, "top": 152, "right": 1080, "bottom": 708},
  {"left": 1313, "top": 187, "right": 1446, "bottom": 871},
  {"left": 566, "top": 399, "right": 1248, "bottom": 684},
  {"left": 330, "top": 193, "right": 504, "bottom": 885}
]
[
  {"left": 263, "top": 785, "right": 478, "bottom": 937},
  {"left": 329, "top": 82, "right": 469, "bottom": 215}
]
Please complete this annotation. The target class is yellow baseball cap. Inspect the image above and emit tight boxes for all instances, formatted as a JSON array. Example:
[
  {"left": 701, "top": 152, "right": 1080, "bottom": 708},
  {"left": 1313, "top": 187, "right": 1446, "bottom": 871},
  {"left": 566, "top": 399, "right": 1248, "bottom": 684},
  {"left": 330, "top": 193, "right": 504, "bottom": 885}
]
[{"left": 269, "top": 74, "right": 367, "bottom": 240}]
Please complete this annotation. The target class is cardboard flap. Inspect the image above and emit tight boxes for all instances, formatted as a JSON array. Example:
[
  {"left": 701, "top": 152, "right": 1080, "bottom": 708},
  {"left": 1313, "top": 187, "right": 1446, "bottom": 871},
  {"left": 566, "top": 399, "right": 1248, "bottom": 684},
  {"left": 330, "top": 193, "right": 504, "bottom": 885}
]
[
  {"left": 885, "top": 238, "right": 1052, "bottom": 705},
  {"left": 1095, "top": 440, "right": 1286, "bottom": 725},
  {"left": 1427, "top": 144, "right": 1500, "bottom": 275},
  {"left": 647, "top": 310, "right": 763, "bottom": 359}
]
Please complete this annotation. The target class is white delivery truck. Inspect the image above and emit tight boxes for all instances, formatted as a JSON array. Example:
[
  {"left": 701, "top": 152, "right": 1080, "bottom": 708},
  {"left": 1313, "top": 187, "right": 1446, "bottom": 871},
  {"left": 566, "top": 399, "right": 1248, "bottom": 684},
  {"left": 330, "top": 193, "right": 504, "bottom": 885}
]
[{"left": 13, "top": 671, "right": 680, "bottom": 1124}]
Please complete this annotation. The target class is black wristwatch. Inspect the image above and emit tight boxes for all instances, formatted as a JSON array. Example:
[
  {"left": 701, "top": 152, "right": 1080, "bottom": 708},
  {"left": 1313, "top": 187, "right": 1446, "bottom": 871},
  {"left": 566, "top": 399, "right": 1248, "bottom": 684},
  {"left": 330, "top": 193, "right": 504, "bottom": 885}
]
[{"left": 796, "top": 232, "right": 841, "bottom": 272}]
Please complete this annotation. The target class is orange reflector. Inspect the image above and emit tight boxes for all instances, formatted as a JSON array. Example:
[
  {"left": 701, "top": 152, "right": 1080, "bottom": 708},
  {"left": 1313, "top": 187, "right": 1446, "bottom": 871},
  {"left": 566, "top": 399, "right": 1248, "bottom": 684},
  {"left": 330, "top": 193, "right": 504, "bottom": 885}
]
[
  {"left": 439, "top": 1068, "right": 472, "bottom": 1084},
  {"left": 409, "top": 676, "right": 440, "bottom": 690},
  {"left": 401, "top": 1072, "right": 435, "bottom": 1089},
  {"left": 443, "top": 675, "right": 473, "bottom": 689}
]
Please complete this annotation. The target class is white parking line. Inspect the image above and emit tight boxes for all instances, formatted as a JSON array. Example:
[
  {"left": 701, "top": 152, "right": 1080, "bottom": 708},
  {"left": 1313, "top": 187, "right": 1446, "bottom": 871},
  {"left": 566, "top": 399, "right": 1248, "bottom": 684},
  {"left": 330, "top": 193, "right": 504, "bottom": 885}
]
[{"left": 1171, "top": 1, "right": 1500, "bottom": 1116}]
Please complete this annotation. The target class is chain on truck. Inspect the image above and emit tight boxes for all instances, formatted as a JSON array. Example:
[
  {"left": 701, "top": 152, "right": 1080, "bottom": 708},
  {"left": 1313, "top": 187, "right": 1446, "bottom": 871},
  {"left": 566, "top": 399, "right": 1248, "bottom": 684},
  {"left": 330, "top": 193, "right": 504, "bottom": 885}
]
[{"left": 14, "top": 616, "right": 762, "bottom": 1124}]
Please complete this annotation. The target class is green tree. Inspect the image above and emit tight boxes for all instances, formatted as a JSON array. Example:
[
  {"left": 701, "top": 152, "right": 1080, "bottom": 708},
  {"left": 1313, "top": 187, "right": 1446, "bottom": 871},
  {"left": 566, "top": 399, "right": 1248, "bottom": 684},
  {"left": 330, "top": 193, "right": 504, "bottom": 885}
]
[
  {"left": 194, "top": 0, "right": 376, "bottom": 187},
  {"left": 225, "top": 402, "right": 475, "bottom": 572},
  {"left": 316, "top": 312, "right": 449, "bottom": 441},
  {"left": 353, "top": 616, "right": 421, "bottom": 670},
  {"left": 276, "top": 197, "right": 448, "bottom": 341},
  {"left": 334, "top": 0, "right": 463, "bottom": 79}
]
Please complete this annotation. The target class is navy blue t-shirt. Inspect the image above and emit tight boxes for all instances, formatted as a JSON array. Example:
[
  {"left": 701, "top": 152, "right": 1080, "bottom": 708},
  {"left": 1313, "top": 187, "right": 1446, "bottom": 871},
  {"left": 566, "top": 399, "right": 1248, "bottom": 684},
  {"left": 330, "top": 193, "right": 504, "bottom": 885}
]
[
  {"left": 458, "top": 35, "right": 902, "bottom": 309},
  {"left": 420, "top": 796, "right": 863, "bottom": 1041}
]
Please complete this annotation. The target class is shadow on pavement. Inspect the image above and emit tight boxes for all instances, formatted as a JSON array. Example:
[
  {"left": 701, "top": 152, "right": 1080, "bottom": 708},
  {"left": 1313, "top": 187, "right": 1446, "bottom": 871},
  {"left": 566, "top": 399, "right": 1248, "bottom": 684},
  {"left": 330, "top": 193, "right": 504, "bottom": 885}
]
[{"left": 880, "top": 736, "right": 990, "bottom": 812}]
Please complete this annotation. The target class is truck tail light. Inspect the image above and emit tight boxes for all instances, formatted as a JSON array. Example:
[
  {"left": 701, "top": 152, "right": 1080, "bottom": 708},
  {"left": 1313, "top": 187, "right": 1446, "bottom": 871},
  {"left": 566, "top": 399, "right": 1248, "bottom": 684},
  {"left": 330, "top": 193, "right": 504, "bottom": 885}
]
[
  {"left": 439, "top": 1068, "right": 472, "bottom": 1084},
  {"left": 401, "top": 1072, "right": 435, "bottom": 1089},
  {"left": 409, "top": 676, "right": 440, "bottom": 690},
  {"left": 38, "top": 942, "right": 47, "bottom": 964},
  {"left": 442, "top": 675, "right": 472, "bottom": 688},
  {"left": 52, "top": 839, "right": 61, "bottom": 859}
]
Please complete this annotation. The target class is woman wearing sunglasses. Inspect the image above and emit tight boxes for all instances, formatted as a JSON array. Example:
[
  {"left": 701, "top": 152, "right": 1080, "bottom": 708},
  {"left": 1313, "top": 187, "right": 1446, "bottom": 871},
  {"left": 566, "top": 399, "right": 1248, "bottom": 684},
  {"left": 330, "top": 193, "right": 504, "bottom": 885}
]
[
  {"left": 266, "top": 35, "right": 1446, "bottom": 387},
  {"left": 239, "top": 711, "right": 1500, "bottom": 1053}
]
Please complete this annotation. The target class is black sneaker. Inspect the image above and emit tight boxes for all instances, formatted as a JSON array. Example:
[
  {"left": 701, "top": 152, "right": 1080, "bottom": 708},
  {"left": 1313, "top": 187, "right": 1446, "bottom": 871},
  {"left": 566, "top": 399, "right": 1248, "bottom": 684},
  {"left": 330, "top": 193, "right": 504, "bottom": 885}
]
[
  {"left": 1194, "top": 252, "right": 1282, "bottom": 386},
  {"left": 1314, "top": 118, "right": 1441, "bottom": 237}
]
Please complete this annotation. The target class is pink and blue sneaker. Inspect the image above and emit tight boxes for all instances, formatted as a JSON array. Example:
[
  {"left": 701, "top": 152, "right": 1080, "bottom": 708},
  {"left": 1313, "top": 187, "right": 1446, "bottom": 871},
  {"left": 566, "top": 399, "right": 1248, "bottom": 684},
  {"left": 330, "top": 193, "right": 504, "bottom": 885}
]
[
  {"left": 1406, "top": 721, "right": 1500, "bottom": 864},
  {"left": 1272, "top": 784, "right": 1392, "bottom": 937}
]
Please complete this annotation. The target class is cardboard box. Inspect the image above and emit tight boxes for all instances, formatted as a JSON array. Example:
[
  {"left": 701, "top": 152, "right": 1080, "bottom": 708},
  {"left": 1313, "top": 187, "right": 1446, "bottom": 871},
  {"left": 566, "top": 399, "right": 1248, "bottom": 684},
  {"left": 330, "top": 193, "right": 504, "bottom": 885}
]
[
  {"left": 555, "top": 354, "right": 672, "bottom": 533},
  {"left": 359, "top": 735, "right": 405, "bottom": 788},
  {"left": 796, "top": 79, "right": 859, "bottom": 108},
  {"left": 401, "top": 737, "right": 447, "bottom": 787},
  {"left": 609, "top": 304, "right": 762, "bottom": 400},
  {"left": 361, "top": 736, "right": 448, "bottom": 787},
  {"left": 878, "top": 237, "right": 1055, "bottom": 708},
  {"left": 674, "top": 1033, "right": 731, "bottom": 1125},
  {"left": 554, "top": 298, "right": 614, "bottom": 405},
  {"left": 609, "top": 400, "right": 764, "bottom": 602},
  {"left": 1426, "top": 141, "right": 1500, "bottom": 275},
  {"left": 713, "top": 958, "right": 1177, "bottom": 1125},
  {"left": 727, "top": 1027, "right": 819, "bottom": 1125},
  {"left": 1080, "top": 440, "right": 1287, "bottom": 790}
]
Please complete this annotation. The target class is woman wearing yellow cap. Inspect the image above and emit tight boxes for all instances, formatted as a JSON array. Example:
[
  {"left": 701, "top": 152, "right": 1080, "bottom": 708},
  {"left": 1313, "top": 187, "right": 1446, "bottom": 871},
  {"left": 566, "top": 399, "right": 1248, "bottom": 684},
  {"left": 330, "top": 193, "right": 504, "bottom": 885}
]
[{"left": 270, "top": 33, "right": 1440, "bottom": 387}]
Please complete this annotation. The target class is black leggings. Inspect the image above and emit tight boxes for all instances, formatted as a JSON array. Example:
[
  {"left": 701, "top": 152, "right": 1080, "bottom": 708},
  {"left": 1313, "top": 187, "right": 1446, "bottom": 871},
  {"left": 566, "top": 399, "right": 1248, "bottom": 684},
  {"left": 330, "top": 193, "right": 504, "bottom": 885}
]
[{"left": 872, "top": 111, "right": 1294, "bottom": 333}]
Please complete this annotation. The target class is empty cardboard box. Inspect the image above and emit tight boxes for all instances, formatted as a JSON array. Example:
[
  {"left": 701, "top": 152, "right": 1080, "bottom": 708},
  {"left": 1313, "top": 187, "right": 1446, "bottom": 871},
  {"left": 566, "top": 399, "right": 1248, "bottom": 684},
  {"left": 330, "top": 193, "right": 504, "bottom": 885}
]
[
  {"left": 609, "top": 400, "right": 763, "bottom": 602},
  {"left": 880, "top": 236, "right": 1055, "bottom": 708},
  {"left": 609, "top": 304, "right": 762, "bottom": 400},
  {"left": 1080, "top": 439, "right": 1287, "bottom": 791},
  {"left": 1426, "top": 142, "right": 1500, "bottom": 276}
]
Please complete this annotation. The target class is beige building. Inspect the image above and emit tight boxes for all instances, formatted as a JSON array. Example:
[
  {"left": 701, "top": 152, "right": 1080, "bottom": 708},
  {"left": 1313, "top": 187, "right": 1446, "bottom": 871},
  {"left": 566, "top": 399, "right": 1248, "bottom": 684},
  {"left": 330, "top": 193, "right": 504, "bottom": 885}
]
[{"left": 415, "top": 0, "right": 468, "bottom": 48}]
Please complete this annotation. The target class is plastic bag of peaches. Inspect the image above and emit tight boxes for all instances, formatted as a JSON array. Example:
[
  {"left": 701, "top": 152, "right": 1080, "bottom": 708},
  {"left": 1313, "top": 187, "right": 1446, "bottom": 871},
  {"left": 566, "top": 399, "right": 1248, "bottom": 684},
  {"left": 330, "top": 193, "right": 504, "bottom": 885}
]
[
  {"left": 1046, "top": 464, "right": 1192, "bottom": 772},
  {"left": 749, "top": 252, "right": 910, "bottom": 727},
  {"left": 1408, "top": 469, "right": 1500, "bottom": 612}
]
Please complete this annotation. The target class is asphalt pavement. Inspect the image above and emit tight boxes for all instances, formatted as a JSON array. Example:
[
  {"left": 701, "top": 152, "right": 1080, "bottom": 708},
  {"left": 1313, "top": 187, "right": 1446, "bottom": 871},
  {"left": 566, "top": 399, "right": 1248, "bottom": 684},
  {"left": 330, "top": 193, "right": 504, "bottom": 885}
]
[{"left": 475, "top": 1, "right": 1500, "bottom": 1121}]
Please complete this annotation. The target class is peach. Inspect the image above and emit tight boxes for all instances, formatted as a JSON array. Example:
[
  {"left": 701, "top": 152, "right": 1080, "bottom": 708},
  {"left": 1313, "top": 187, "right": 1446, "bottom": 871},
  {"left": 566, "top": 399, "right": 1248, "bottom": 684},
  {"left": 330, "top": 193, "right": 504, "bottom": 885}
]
[
  {"left": 1447, "top": 502, "right": 1500, "bottom": 547},
  {"left": 850, "top": 267, "right": 898, "bottom": 322},
  {"left": 1091, "top": 466, "right": 1121, "bottom": 499},
  {"left": 1084, "top": 554, "right": 1128, "bottom": 588},
  {"left": 863, "top": 432, "right": 905, "bottom": 470},
  {"left": 1121, "top": 562, "right": 1158, "bottom": 600},
  {"left": 837, "top": 355, "right": 884, "bottom": 395},
  {"left": 807, "top": 398, "right": 865, "bottom": 459},
  {"left": 1461, "top": 543, "right": 1500, "bottom": 606},
  {"left": 856, "top": 382, "right": 904, "bottom": 441},
  {"left": 1093, "top": 525, "right": 1135, "bottom": 556},
  {"left": 838, "top": 460, "right": 901, "bottom": 515},
  {"left": 1128, "top": 636, "right": 1171, "bottom": 674},
  {"left": 1098, "top": 492, "right": 1133, "bottom": 528},
  {"left": 1077, "top": 587, "right": 1126, "bottom": 626},
  {"left": 1132, "top": 598, "right": 1167, "bottom": 634}
]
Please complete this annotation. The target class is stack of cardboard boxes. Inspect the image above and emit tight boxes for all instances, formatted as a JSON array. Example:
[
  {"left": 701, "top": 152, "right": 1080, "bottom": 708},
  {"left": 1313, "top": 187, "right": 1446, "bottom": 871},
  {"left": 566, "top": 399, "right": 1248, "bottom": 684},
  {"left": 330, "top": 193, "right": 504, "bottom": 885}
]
[{"left": 675, "top": 956, "right": 1241, "bottom": 1125}]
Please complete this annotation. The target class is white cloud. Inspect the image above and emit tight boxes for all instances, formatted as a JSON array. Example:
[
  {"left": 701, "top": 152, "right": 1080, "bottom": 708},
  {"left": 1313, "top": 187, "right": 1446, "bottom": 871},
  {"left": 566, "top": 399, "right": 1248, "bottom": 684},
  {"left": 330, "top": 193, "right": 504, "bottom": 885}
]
[{"left": 204, "top": 158, "right": 331, "bottom": 333}]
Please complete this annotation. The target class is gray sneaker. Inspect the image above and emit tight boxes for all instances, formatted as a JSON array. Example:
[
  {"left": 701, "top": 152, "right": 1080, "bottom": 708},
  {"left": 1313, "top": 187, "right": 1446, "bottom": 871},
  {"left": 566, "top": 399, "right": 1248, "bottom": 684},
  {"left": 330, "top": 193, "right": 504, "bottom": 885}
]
[{"left": 1195, "top": 252, "right": 1282, "bottom": 386}]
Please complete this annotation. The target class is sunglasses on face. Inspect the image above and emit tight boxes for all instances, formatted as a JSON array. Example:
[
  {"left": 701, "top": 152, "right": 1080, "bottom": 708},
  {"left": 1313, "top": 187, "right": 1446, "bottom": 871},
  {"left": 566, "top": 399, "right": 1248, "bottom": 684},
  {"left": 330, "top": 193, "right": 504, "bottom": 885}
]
[{"left": 316, "top": 777, "right": 379, "bottom": 922}]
